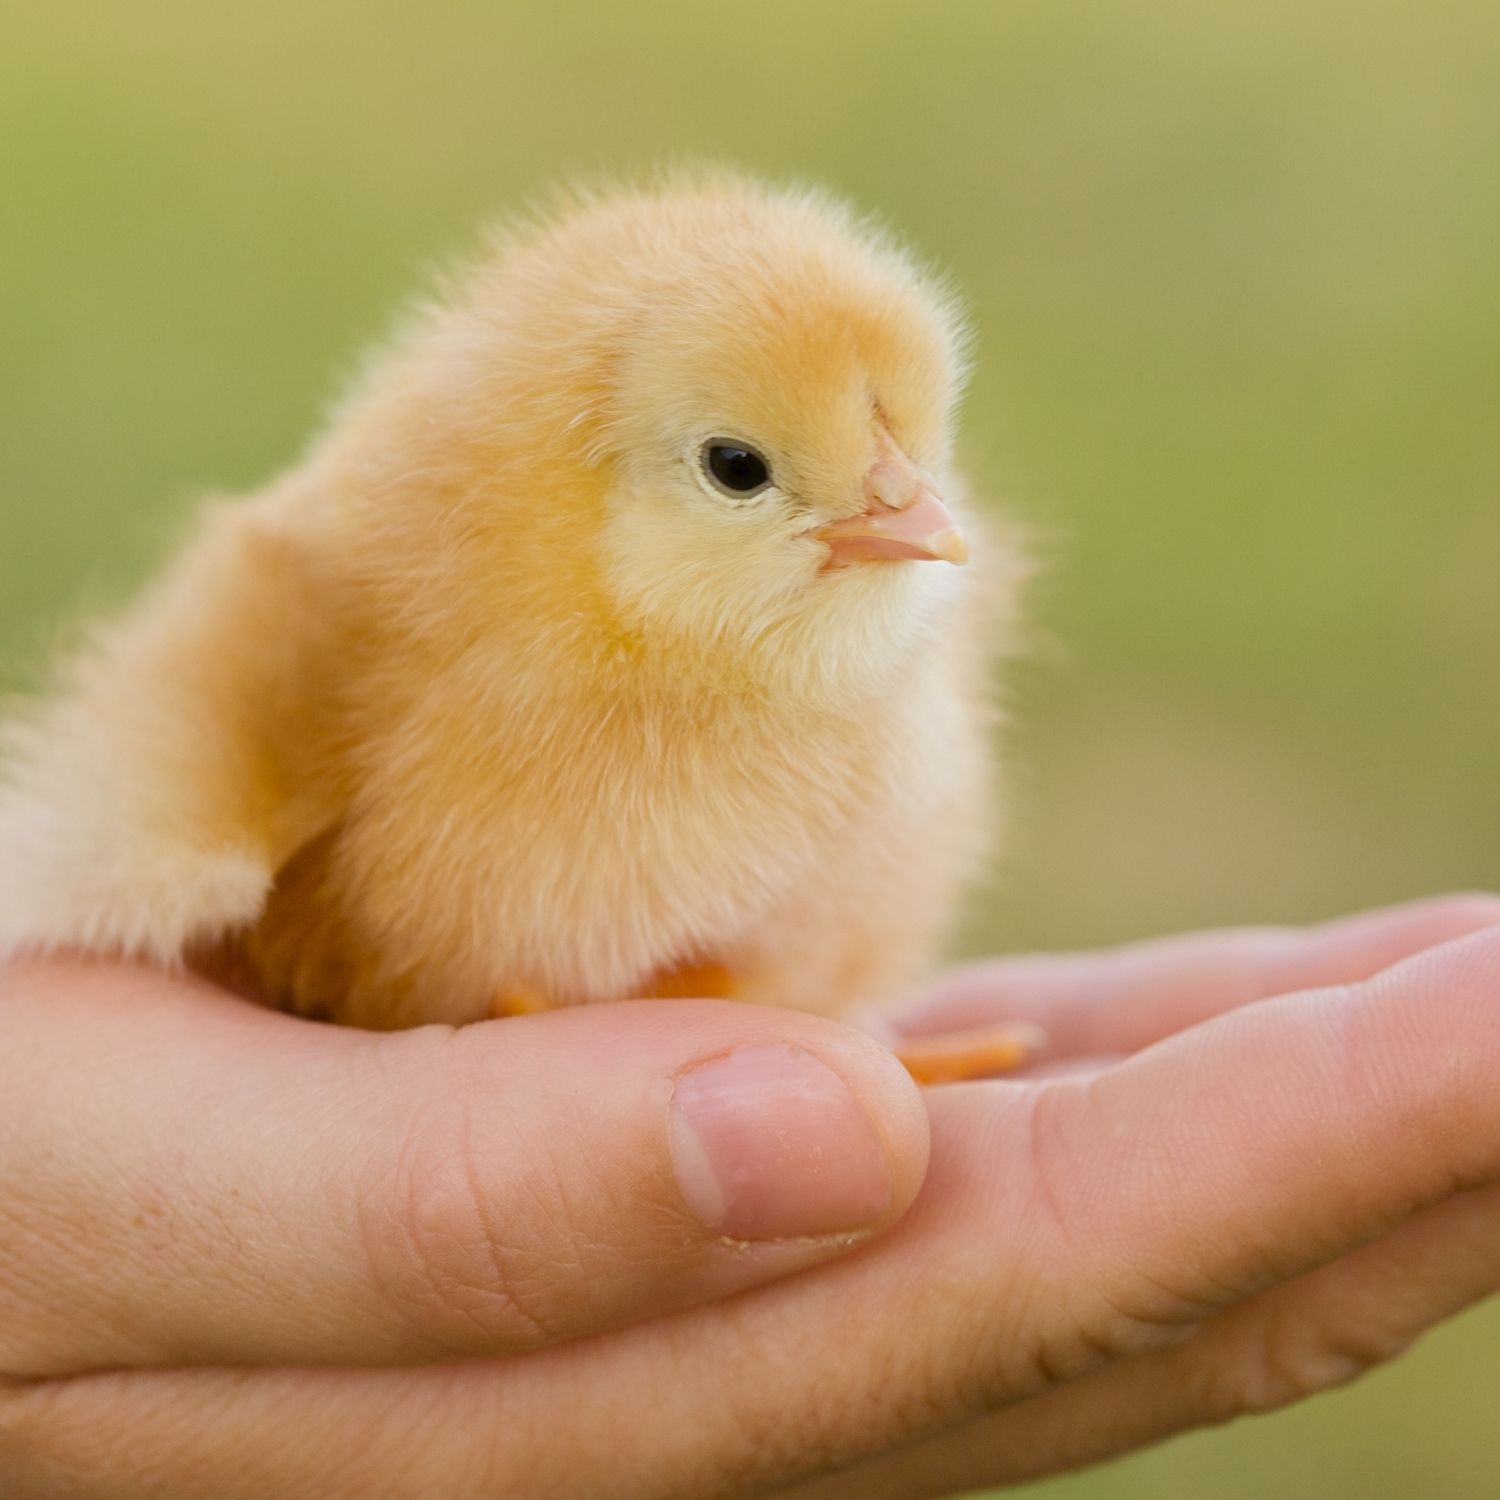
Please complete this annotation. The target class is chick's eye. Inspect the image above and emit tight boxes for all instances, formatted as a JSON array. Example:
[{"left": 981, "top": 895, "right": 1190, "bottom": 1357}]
[{"left": 701, "top": 440, "right": 772, "bottom": 499}]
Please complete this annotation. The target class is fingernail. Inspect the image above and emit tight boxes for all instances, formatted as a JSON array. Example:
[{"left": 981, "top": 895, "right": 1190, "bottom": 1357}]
[{"left": 670, "top": 1044, "right": 892, "bottom": 1240}]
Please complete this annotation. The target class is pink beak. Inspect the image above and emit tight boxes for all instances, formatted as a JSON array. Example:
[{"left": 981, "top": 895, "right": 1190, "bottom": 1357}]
[{"left": 813, "top": 454, "right": 968, "bottom": 567}]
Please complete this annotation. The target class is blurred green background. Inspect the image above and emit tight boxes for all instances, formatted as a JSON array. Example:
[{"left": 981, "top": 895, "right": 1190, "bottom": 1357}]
[{"left": 3, "top": 2, "right": 1498, "bottom": 1494}]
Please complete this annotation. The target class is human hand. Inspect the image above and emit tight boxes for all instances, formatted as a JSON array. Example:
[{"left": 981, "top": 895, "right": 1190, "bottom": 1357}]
[
  {"left": 6, "top": 894, "right": 1500, "bottom": 1499},
  {"left": 788, "top": 891, "right": 1500, "bottom": 1496},
  {"left": 0, "top": 955, "right": 928, "bottom": 1490}
]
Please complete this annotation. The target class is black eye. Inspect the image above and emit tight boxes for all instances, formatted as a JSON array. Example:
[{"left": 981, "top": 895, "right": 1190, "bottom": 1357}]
[{"left": 701, "top": 439, "right": 772, "bottom": 498}]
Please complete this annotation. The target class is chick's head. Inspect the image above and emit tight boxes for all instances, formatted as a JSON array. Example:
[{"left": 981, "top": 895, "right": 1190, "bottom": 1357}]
[
  {"left": 320, "top": 178, "right": 981, "bottom": 706},
  {"left": 577, "top": 182, "right": 975, "bottom": 698}
]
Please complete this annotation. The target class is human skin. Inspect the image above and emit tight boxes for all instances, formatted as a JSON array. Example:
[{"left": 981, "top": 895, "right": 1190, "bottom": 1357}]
[{"left": 3, "top": 894, "right": 1500, "bottom": 1498}]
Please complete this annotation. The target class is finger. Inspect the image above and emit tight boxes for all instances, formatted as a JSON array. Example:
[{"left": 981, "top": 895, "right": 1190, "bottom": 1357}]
[
  {"left": 0, "top": 959, "right": 927, "bottom": 1377},
  {"left": 884, "top": 892, "right": 1500, "bottom": 1059}
]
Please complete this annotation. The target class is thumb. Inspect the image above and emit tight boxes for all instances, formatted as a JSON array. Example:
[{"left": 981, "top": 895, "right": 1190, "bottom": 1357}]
[{"left": 0, "top": 960, "right": 928, "bottom": 1377}]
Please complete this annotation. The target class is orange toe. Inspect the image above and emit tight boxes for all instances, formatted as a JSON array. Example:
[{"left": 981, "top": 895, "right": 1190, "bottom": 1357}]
[
  {"left": 896, "top": 1022, "right": 1045, "bottom": 1085},
  {"left": 491, "top": 983, "right": 556, "bottom": 1018},
  {"left": 641, "top": 960, "right": 737, "bottom": 1000}
]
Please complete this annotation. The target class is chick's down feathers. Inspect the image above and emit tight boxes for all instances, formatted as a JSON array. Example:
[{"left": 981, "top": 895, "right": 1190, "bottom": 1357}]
[{"left": 0, "top": 175, "right": 1025, "bottom": 1046}]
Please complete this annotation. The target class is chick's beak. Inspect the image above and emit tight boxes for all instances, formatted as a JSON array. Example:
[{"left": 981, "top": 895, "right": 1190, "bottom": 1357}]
[{"left": 813, "top": 456, "right": 968, "bottom": 567}]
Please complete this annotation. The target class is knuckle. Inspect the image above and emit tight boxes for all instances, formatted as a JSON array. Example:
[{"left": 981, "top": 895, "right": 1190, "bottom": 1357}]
[
  {"left": 1012, "top": 1081, "right": 1236, "bottom": 1393},
  {"left": 1028, "top": 1082, "right": 1204, "bottom": 1321},
  {"left": 1014, "top": 1081, "right": 1094, "bottom": 1274},
  {"left": 1200, "top": 1302, "right": 1410, "bottom": 1416},
  {"left": 1230, "top": 1309, "right": 1412, "bottom": 1415},
  {"left": 942, "top": 1084, "right": 1198, "bottom": 1404},
  {"left": 359, "top": 1094, "right": 575, "bottom": 1354}
]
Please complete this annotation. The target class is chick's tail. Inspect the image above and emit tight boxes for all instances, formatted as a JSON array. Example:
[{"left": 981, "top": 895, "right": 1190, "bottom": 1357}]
[{"left": 0, "top": 498, "right": 341, "bottom": 970}]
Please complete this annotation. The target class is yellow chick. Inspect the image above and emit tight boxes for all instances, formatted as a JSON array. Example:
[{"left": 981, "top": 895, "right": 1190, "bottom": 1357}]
[{"left": 0, "top": 174, "right": 1026, "bottom": 1074}]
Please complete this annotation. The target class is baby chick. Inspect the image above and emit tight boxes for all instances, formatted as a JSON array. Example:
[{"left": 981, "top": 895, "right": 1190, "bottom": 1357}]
[{"left": 0, "top": 174, "right": 1027, "bottom": 1075}]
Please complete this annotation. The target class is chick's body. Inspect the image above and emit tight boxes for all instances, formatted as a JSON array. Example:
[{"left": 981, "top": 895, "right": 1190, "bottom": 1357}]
[{"left": 0, "top": 178, "right": 1015, "bottom": 1030}]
